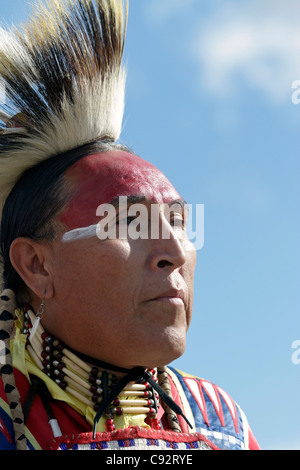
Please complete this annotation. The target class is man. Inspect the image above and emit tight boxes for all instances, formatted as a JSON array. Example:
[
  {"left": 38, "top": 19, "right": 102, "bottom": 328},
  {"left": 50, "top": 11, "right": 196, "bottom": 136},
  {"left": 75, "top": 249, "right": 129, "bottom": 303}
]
[{"left": 0, "top": 0, "right": 259, "bottom": 450}]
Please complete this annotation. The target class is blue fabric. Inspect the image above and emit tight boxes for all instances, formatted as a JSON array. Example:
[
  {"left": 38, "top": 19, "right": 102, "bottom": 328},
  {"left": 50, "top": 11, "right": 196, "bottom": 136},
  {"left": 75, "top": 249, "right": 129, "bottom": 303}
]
[
  {"left": 0, "top": 405, "right": 16, "bottom": 450},
  {"left": 168, "top": 367, "right": 246, "bottom": 450}
]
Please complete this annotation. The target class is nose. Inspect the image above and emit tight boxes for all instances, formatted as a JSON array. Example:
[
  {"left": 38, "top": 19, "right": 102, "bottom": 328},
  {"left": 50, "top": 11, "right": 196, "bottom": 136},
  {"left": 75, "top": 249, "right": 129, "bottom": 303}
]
[{"left": 148, "top": 216, "right": 187, "bottom": 271}]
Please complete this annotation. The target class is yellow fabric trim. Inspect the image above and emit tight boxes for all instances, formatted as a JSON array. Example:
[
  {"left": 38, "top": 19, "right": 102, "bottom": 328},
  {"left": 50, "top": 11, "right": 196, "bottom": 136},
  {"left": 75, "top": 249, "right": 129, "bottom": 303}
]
[
  {"left": 174, "top": 368, "right": 202, "bottom": 380},
  {"left": 0, "top": 397, "right": 42, "bottom": 450},
  {"left": 10, "top": 327, "right": 148, "bottom": 432}
]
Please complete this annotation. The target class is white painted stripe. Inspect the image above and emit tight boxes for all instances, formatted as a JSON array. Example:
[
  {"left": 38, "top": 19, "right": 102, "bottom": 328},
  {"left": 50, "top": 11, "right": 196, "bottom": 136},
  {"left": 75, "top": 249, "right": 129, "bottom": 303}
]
[{"left": 62, "top": 224, "right": 98, "bottom": 242}]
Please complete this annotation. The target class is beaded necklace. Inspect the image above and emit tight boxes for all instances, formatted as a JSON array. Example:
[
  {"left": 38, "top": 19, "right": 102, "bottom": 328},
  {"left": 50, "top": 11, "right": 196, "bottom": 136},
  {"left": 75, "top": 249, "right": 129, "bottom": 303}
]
[{"left": 23, "top": 308, "right": 161, "bottom": 433}]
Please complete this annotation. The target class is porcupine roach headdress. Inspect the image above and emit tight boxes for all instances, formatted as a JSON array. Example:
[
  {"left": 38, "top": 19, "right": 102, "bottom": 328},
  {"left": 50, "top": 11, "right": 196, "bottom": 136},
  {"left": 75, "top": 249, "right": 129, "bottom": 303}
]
[{"left": 0, "top": 0, "right": 128, "bottom": 449}]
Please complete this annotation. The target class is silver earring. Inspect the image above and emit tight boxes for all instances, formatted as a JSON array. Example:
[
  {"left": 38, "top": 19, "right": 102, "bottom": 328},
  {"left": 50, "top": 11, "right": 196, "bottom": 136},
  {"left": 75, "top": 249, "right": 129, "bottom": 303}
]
[{"left": 29, "top": 293, "right": 45, "bottom": 341}]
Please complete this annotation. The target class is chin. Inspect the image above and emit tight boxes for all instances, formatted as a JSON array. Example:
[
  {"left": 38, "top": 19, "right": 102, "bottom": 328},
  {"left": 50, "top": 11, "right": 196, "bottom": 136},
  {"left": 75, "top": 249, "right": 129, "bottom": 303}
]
[{"left": 143, "top": 337, "right": 187, "bottom": 369}]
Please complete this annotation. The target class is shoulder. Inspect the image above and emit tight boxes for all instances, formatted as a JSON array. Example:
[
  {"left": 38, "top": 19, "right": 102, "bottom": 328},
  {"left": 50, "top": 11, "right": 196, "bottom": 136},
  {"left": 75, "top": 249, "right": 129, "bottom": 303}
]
[{"left": 166, "top": 366, "right": 260, "bottom": 450}]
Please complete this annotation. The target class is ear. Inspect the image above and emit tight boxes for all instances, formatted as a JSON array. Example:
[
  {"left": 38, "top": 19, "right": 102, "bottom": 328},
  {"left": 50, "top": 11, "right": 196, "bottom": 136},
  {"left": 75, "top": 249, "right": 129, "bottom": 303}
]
[{"left": 9, "top": 238, "right": 54, "bottom": 300}]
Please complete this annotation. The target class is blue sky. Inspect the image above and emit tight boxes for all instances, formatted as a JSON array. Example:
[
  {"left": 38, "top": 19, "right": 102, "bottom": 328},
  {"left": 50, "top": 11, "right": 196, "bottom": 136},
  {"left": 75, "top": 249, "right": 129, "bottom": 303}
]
[{"left": 1, "top": 0, "right": 300, "bottom": 450}]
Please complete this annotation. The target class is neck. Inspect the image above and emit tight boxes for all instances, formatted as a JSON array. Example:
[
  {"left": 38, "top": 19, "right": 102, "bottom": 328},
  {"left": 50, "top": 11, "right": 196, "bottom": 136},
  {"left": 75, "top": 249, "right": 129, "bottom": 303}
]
[
  {"left": 66, "top": 345, "right": 145, "bottom": 379},
  {"left": 21, "top": 306, "right": 191, "bottom": 434},
  {"left": 23, "top": 307, "right": 161, "bottom": 432}
]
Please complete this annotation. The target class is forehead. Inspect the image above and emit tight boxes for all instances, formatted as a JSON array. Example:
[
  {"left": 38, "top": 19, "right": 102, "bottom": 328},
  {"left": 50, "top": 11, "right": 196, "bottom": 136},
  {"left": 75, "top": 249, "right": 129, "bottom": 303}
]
[{"left": 59, "top": 150, "right": 180, "bottom": 229}]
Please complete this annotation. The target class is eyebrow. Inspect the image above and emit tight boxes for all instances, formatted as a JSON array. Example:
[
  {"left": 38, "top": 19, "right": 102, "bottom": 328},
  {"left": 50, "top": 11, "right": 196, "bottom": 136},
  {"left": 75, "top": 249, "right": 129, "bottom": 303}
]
[{"left": 109, "top": 195, "right": 187, "bottom": 208}]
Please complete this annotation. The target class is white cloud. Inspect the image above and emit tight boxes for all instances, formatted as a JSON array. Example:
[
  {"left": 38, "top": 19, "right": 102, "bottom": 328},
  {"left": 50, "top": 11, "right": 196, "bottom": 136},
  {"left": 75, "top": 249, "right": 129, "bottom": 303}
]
[{"left": 191, "top": 0, "right": 300, "bottom": 103}]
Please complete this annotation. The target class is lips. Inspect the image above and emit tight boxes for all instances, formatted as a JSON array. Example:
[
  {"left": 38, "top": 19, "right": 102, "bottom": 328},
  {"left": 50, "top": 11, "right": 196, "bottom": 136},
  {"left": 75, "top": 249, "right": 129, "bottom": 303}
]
[{"left": 148, "top": 288, "right": 186, "bottom": 305}]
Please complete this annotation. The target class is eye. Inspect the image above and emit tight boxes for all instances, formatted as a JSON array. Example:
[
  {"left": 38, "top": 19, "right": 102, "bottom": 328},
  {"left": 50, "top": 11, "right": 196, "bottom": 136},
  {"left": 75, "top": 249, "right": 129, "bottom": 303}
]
[
  {"left": 117, "top": 215, "right": 137, "bottom": 225},
  {"left": 170, "top": 213, "right": 186, "bottom": 229}
]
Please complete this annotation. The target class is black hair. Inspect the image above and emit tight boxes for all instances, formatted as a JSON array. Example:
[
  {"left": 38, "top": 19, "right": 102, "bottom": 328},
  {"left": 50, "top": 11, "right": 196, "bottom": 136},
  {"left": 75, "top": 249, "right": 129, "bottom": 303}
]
[{"left": 0, "top": 140, "right": 130, "bottom": 302}]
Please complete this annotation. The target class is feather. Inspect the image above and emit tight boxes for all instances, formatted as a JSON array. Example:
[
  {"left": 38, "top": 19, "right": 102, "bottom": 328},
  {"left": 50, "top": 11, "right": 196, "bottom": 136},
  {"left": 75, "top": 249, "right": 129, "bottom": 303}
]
[{"left": 0, "top": 0, "right": 128, "bottom": 209}]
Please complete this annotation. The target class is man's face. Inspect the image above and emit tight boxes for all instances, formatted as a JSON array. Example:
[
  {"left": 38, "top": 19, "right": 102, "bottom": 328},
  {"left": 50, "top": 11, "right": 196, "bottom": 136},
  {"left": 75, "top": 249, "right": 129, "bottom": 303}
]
[{"left": 44, "top": 151, "right": 196, "bottom": 369}]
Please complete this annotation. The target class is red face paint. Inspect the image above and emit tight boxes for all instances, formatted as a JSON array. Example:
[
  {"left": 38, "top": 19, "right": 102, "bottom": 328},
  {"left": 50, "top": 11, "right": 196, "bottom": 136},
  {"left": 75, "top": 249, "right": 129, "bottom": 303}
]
[{"left": 59, "top": 151, "right": 180, "bottom": 230}]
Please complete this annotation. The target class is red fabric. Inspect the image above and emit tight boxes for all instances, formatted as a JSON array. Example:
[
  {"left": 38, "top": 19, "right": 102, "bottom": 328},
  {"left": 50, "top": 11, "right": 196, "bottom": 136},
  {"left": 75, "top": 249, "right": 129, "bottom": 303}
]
[
  {"left": 3, "top": 370, "right": 91, "bottom": 449},
  {"left": 248, "top": 426, "right": 260, "bottom": 450},
  {"left": 49, "top": 426, "right": 219, "bottom": 450}
]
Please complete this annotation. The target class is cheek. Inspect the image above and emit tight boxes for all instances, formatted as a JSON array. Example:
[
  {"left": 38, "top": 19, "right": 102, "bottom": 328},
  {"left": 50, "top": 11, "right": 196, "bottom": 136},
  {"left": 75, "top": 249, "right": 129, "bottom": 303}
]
[{"left": 56, "top": 240, "right": 138, "bottom": 300}]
